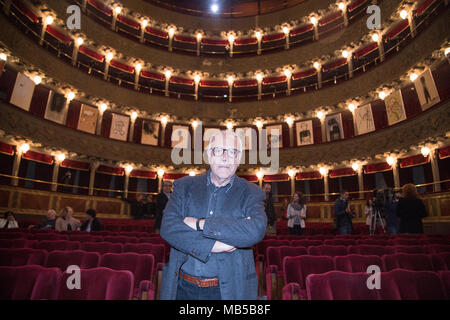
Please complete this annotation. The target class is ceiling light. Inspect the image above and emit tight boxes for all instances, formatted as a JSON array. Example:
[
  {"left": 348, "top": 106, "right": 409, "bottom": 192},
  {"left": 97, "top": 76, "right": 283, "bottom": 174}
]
[
  {"left": 421, "top": 147, "right": 430, "bottom": 157},
  {"left": 400, "top": 9, "right": 408, "bottom": 20},
  {"left": 409, "top": 73, "right": 418, "bottom": 82},
  {"left": 386, "top": 156, "right": 395, "bottom": 166},
  {"left": 211, "top": 3, "right": 219, "bottom": 13},
  {"left": 33, "top": 75, "right": 42, "bottom": 85},
  {"left": 45, "top": 16, "right": 54, "bottom": 25},
  {"left": 99, "top": 103, "right": 108, "bottom": 113},
  {"left": 372, "top": 33, "right": 379, "bottom": 42}
]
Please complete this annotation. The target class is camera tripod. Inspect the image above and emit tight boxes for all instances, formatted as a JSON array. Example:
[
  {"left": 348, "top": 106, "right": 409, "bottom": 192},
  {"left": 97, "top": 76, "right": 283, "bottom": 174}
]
[{"left": 369, "top": 207, "right": 386, "bottom": 235}]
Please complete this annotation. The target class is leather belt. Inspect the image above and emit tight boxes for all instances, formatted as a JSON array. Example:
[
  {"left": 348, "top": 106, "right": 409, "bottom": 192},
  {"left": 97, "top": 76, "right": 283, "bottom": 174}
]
[{"left": 179, "top": 271, "right": 219, "bottom": 288}]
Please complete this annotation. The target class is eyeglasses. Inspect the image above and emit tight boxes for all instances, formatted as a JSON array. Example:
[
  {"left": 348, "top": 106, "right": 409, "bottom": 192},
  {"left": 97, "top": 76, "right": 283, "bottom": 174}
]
[{"left": 209, "top": 147, "right": 240, "bottom": 158}]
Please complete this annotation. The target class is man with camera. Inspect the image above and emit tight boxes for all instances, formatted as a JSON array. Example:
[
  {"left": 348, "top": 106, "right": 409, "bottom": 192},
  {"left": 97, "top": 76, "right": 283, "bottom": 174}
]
[{"left": 333, "top": 190, "right": 354, "bottom": 235}]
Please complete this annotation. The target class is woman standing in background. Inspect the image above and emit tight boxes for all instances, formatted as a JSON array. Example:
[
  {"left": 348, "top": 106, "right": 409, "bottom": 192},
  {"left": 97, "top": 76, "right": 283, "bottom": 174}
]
[{"left": 287, "top": 192, "right": 307, "bottom": 235}]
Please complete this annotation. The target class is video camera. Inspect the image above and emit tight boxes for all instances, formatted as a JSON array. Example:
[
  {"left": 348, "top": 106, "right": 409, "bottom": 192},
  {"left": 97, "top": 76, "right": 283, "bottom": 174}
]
[{"left": 372, "top": 188, "right": 397, "bottom": 211}]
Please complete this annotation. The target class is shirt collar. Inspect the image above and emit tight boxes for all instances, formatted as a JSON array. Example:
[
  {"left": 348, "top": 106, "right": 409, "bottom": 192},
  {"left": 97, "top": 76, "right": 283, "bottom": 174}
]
[{"left": 207, "top": 169, "right": 235, "bottom": 193}]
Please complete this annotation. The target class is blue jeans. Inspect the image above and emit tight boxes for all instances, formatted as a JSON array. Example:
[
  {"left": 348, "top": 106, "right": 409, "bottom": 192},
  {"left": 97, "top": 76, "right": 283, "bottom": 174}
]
[
  {"left": 175, "top": 274, "right": 222, "bottom": 300},
  {"left": 337, "top": 224, "right": 352, "bottom": 235}
]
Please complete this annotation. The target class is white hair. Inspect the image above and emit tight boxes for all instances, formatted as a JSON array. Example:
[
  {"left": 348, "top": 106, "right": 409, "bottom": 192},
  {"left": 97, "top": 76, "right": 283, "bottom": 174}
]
[{"left": 208, "top": 129, "right": 243, "bottom": 153}]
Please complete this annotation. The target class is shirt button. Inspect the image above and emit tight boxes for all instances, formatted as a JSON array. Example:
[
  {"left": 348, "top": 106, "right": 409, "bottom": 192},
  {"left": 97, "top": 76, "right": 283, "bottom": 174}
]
[{"left": 210, "top": 211, "right": 213, "bottom": 215}]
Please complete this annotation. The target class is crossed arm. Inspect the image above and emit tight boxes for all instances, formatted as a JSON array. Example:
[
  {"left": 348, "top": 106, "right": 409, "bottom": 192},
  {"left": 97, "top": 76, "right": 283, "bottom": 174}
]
[{"left": 160, "top": 180, "right": 267, "bottom": 263}]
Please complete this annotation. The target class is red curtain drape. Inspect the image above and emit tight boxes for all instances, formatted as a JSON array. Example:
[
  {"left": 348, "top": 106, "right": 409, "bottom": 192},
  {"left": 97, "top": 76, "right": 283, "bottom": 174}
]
[
  {"left": 0, "top": 142, "right": 14, "bottom": 155},
  {"left": 263, "top": 174, "right": 289, "bottom": 182},
  {"left": 364, "top": 162, "right": 392, "bottom": 174},
  {"left": 296, "top": 171, "right": 322, "bottom": 180},
  {"left": 329, "top": 168, "right": 356, "bottom": 178},
  {"left": 400, "top": 154, "right": 430, "bottom": 168},
  {"left": 22, "top": 150, "right": 53, "bottom": 165},
  {"left": 130, "top": 170, "right": 156, "bottom": 179},
  {"left": 61, "top": 159, "right": 90, "bottom": 171}
]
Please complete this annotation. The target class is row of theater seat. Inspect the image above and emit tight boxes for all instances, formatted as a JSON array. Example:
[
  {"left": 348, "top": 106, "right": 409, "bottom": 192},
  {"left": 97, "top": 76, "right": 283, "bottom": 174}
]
[
  {"left": 256, "top": 242, "right": 450, "bottom": 263},
  {"left": 267, "top": 252, "right": 450, "bottom": 300},
  {"left": 0, "top": 241, "right": 166, "bottom": 267},
  {"left": 295, "top": 269, "right": 450, "bottom": 300},
  {"left": 0, "top": 265, "right": 138, "bottom": 300},
  {"left": 257, "top": 246, "right": 450, "bottom": 299},
  {"left": 264, "top": 233, "right": 450, "bottom": 240},
  {"left": 0, "top": 231, "right": 161, "bottom": 240},
  {"left": 0, "top": 249, "right": 160, "bottom": 300}
]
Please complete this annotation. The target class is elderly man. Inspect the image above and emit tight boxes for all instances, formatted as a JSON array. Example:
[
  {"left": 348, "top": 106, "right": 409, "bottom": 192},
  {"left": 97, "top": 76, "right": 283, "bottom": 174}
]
[{"left": 160, "top": 130, "right": 267, "bottom": 300}]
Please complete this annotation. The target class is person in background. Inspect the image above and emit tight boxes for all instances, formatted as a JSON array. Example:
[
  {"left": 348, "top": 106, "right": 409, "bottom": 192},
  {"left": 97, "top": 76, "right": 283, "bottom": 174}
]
[
  {"left": 121, "top": 194, "right": 146, "bottom": 219},
  {"left": 333, "top": 190, "right": 353, "bottom": 235},
  {"left": 55, "top": 206, "right": 81, "bottom": 231},
  {"left": 80, "top": 209, "right": 102, "bottom": 232},
  {"left": 154, "top": 180, "right": 172, "bottom": 233},
  {"left": 397, "top": 184, "right": 427, "bottom": 234},
  {"left": 144, "top": 194, "right": 156, "bottom": 219},
  {"left": 0, "top": 211, "right": 19, "bottom": 229},
  {"left": 61, "top": 170, "right": 72, "bottom": 193},
  {"left": 287, "top": 192, "right": 307, "bottom": 235},
  {"left": 386, "top": 191, "right": 401, "bottom": 235},
  {"left": 28, "top": 209, "right": 56, "bottom": 229},
  {"left": 263, "top": 183, "right": 276, "bottom": 233},
  {"left": 365, "top": 198, "right": 374, "bottom": 232}
]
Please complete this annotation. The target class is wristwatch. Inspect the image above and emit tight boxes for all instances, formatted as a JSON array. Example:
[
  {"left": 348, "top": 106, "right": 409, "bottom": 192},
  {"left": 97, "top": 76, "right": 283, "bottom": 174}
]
[{"left": 196, "top": 218, "right": 204, "bottom": 231}]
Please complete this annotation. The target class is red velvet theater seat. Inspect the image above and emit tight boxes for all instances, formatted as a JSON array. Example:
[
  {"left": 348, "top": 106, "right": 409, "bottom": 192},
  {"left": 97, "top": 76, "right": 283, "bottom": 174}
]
[
  {"left": 103, "top": 236, "right": 139, "bottom": 244},
  {"left": 306, "top": 271, "right": 379, "bottom": 300},
  {"left": 348, "top": 245, "right": 394, "bottom": 256},
  {"left": 425, "top": 245, "right": 450, "bottom": 254},
  {"left": 265, "top": 246, "right": 308, "bottom": 300},
  {"left": 431, "top": 253, "right": 450, "bottom": 271},
  {"left": 123, "top": 243, "right": 166, "bottom": 270},
  {"left": 356, "top": 239, "right": 390, "bottom": 246},
  {"left": 100, "top": 252, "right": 155, "bottom": 299},
  {"left": 290, "top": 240, "right": 323, "bottom": 247},
  {"left": 334, "top": 254, "right": 383, "bottom": 273},
  {"left": 81, "top": 241, "right": 123, "bottom": 254},
  {"left": 45, "top": 250, "right": 100, "bottom": 270},
  {"left": 0, "top": 265, "right": 62, "bottom": 300},
  {"left": 439, "top": 271, "right": 450, "bottom": 298},
  {"left": 0, "top": 232, "right": 26, "bottom": 239},
  {"left": 0, "top": 239, "right": 36, "bottom": 248},
  {"left": 308, "top": 245, "right": 348, "bottom": 257},
  {"left": 282, "top": 255, "right": 334, "bottom": 300},
  {"left": 391, "top": 239, "right": 422, "bottom": 246},
  {"left": 0, "top": 248, "right": 47, "bottom": 266},
  {"left": 380, "top": 269, "right": 447, "bottom": 300},
  {"left": 324, "top": 239, "right": 357, "bottom": 246},
  {"left": 30, "top": 234, "right": 69, "bottom": 241},
  {"left": 36, "top": 240, "right": 81, "bottom": 251},
  {"left": 58, "top": 267, "right": 134, "bottom": 300},
  {"left": 391, "top": 245, "right": 425, "bottom": 254},
  {"left": 69, "top": 234, "right": 104, "bottom": 242},
  {"left": 382, "top": 253, "right": 434, "bottom": 271}
]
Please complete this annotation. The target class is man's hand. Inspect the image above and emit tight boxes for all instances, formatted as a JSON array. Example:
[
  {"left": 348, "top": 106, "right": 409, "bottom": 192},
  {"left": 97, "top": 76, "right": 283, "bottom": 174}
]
[
  {"left": 183, "top": 217, "right": 197, "bottom": 230},
  {"left": 211, "top": 241, "right": 236, "bottom": 253}
]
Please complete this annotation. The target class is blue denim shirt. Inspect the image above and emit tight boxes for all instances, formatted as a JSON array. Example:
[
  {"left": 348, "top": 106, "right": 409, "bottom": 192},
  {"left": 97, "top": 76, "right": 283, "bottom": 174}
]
[{"left": 181, "top": 171, "right": 235, "bottom": 278}]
